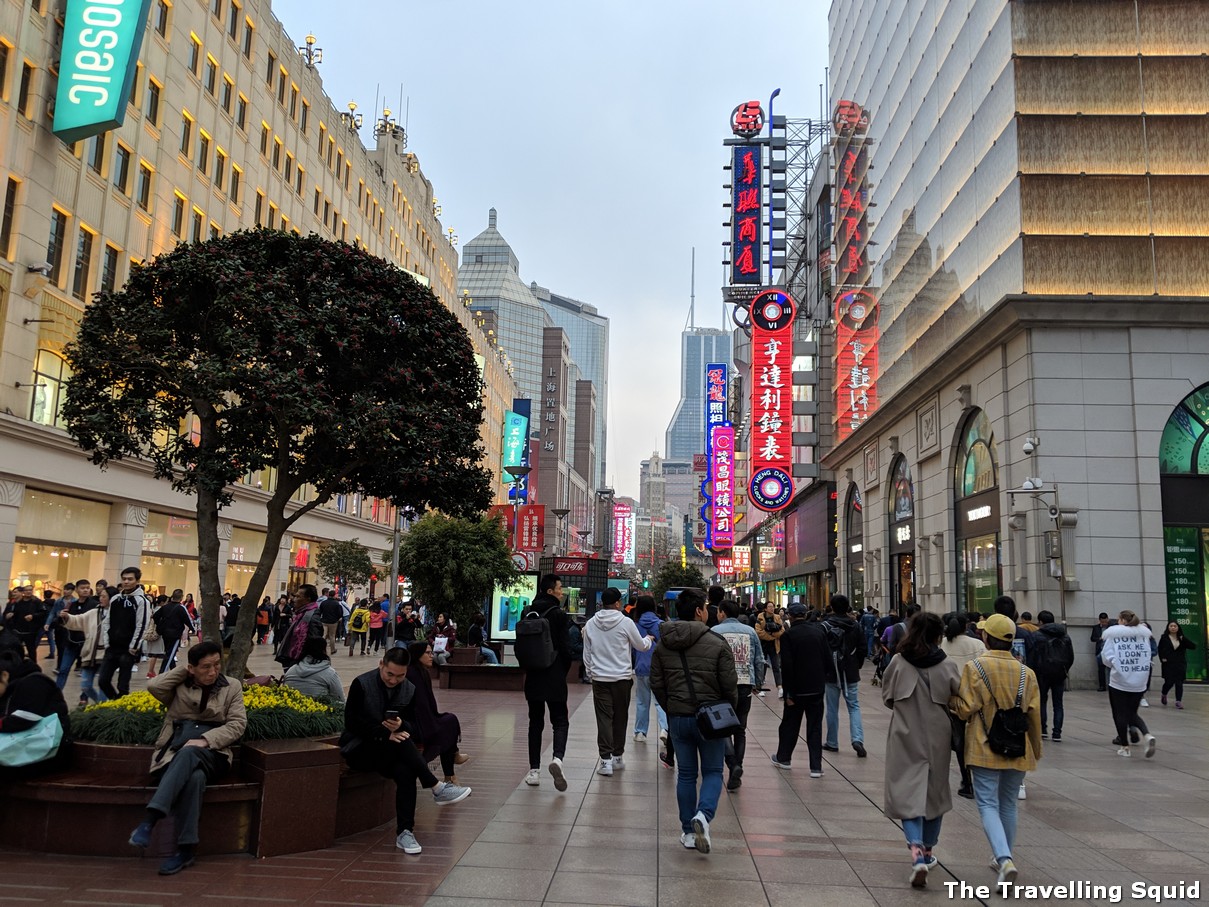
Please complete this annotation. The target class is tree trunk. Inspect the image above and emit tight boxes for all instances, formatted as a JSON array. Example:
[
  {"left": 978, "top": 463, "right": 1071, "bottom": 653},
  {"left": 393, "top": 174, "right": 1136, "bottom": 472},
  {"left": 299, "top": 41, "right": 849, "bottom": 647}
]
[
  {"left": 195, "top": 411, "right": 225, "bottom": 655},
  {"left": 224, "top": 500, "right": 292, "bottom": 677}
]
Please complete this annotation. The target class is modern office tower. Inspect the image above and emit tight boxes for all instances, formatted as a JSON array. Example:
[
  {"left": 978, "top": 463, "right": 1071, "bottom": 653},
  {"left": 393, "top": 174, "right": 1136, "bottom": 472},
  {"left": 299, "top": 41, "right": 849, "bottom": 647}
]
[
  {"left": 825, "top": 0, "right": 1209, "bottom": 686},
  {"left": 665, "top": 327, "right": 733, "bottom": 461},
  {"left": 0, "top": 0, "right": 517, "bottom": 597}
]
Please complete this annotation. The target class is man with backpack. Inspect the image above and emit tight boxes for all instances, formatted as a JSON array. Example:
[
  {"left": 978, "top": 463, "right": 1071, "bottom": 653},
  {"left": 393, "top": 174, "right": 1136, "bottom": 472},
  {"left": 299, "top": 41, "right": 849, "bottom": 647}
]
[
  {"left": 951, "top": 614, "right": 1043, "bottom": 890},
  {"left": 771, "top": 602, "right": 831, "bottom": 776},
  {"left": 516, "top": 574, "right": 572, "bottom": 791},
  {"left": 1028, "top": 610, "right": 1074, "bottom": 741},
  {"left": 822, "top": 594, "right": 867, "bottom": 758}
]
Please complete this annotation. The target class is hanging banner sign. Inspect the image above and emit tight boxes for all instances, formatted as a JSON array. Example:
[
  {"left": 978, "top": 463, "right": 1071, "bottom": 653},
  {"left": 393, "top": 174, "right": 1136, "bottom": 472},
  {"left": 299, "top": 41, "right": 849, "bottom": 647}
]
[
  {"left": 730, "top": 144, "right": 763, "bottom": 284},
  {"left": 612, "top": 502, "right": 635, "bottom": 566},
  {"left": 517, "top": 504, "right": 545, "bottom": 552},
  {"left": 748, "top": 289, "right": 796, "bottom": 512},
  {"left": 54, "top": 0, "right": 154, "bottom": 143},
  {"left": 711, "top": 424, "right": 735, "bottom": 549}
]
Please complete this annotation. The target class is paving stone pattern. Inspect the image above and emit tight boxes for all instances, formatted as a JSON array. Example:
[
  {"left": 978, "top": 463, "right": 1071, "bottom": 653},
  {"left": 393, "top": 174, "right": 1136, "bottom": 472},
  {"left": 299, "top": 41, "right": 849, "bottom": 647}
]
[{"left": 3, "top": 642, "right": 1208, "bottom": 905}]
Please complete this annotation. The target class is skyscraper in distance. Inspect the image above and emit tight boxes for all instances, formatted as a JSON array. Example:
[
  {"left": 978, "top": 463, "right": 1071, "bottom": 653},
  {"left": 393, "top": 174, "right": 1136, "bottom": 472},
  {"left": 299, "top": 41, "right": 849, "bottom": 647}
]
[{"left": 665, "top": 327, "right": 733, "bottom": 461}]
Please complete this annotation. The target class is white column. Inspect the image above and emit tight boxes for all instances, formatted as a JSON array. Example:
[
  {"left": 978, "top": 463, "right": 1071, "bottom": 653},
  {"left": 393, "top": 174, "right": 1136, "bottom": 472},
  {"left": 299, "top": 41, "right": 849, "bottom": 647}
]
[
  {"left": 0, "top": 480, "right": 26, "bottom": 589},
  {"left": 105, "top": 504, "right": 148, "bottom": 579},
  {"left": 273, "top": 533, "right": 293, "bottom": 598}
]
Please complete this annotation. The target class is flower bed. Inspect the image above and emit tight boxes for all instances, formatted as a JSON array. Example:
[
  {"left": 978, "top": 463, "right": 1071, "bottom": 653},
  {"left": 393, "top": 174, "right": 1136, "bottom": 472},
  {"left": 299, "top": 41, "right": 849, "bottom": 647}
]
[{"left": 69, "top": 686, "right": 344, "bottom": 745}]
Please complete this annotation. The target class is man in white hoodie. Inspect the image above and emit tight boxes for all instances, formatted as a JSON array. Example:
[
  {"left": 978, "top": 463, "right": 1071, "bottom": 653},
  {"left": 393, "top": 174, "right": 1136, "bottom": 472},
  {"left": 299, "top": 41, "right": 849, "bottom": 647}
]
[{"left": 584, "top": 587, "right": 653, "bottom": 776}]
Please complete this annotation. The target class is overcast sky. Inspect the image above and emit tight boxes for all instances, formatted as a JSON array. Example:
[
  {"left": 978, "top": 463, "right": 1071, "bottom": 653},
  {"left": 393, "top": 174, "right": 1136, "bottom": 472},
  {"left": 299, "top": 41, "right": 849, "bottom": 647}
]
[{"left": 275, "top": 1, "right": 829, "bottom": 498}]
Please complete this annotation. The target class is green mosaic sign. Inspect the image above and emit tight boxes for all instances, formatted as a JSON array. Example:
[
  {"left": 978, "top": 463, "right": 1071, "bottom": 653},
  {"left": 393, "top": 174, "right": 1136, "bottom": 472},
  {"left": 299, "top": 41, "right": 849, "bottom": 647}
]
[
  {"left": 1163, "top": 525, "right": 1206, "bottom": 682},
  {"left": 53, "top": 0, "right": 152, "bottom": 144}
]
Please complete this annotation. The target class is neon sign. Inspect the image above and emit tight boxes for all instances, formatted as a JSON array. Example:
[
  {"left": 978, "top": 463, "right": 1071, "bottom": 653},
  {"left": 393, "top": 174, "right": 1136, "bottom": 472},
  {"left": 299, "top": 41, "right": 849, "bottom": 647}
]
[
  {"left": 54, "top": 0, "right": 154, "bottom": 143},
  {"left": 612, "top": 502, "right": 635, "bottom": 565},
  {"left": 835, "top": 288, "right": 879, "bottom": 439},
  {"left": 711, "top": 425, "right": 735, "bottom": 549},
  {"left": 730, "top": 144, "right": 762, "bottom": 284},
  {"left": 703, "top": 363, "right": 728, "bottom": 549},
  {"left": 730, "top": 100, "right": 765, "bottom": 138},
  {"left": 748, "top": 289, "right": 796, "bottom": 512}
]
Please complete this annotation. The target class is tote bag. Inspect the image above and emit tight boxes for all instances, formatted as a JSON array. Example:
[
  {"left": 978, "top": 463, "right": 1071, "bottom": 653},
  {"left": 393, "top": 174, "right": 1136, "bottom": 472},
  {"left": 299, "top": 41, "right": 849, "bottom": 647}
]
[{"left": 0, "top": 711, "right": 64, "bottom": 767}]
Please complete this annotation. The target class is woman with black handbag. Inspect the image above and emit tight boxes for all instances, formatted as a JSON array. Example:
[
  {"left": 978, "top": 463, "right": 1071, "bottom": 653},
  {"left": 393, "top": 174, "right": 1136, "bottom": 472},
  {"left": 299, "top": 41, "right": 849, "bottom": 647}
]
[{"left": 649, "top": 588, "right": 738, "bottom": 855}]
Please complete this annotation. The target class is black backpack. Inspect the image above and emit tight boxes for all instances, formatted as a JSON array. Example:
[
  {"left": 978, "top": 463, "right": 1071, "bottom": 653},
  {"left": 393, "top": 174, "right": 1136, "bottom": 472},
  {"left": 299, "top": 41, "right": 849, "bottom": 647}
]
[
  {"left": 1032, "top": 632, "right": 1074, "bottom": 678},
  {"left": 972, "top": 659, "right": 1029, "bottom": 758},
  {"left": 514, "top": 606, "right": 557, "bottom": 670},
  {"left": 823, "top": 618, "right": 855, "bottom": 689}
]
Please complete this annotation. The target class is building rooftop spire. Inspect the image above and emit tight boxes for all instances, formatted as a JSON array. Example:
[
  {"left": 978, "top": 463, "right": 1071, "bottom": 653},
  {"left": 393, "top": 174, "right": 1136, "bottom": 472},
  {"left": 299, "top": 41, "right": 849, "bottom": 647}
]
[{"left": 488, "top": 207, "right": 497, "bottom": 228}]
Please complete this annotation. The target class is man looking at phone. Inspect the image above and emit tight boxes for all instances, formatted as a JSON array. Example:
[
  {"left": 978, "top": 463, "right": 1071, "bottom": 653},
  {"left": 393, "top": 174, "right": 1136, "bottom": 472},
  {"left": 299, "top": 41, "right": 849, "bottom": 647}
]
[{"left": 340, "top": 648, "right": 471, "bottom": 854}]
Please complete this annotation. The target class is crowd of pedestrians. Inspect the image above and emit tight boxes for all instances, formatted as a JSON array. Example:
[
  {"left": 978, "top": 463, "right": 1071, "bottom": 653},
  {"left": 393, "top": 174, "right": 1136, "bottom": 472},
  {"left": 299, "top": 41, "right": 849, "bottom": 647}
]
[{"left": 2, "top": 570, "right": 1197, "bottom": 890}]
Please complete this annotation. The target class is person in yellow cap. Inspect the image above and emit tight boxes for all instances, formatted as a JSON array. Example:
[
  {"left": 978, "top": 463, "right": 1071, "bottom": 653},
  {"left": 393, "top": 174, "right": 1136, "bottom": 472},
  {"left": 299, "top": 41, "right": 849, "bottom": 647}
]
[{"left": 951, "top": 613, "right": 1042, "bottom": 891}]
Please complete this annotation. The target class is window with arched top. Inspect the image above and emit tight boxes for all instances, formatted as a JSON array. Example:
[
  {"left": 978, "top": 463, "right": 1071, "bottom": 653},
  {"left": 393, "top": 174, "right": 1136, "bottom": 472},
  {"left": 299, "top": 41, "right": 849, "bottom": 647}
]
[
  {"left": 1159, "top": 384, "right": 1209, "bottom": 476},
  {"left": 29, "top": 349, "right": 73, "bottom": 429},
  {"left": 845, "top": 485, "right": 865, "bottom": 611},
  {"left": 954, "top": 409, "right": 998, "bottom": 498},
  {"left": 888, "top": 454, "right": 914, "bottom": 523}
]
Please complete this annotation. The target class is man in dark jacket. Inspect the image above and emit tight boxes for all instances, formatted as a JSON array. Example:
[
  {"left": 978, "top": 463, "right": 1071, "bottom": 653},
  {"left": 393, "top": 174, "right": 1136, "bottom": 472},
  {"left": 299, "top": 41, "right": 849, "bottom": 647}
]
[
  {"left": 650, "top": 587, "right": 738, "bottom": 855},
  {"left": 97, "top": 567, "right": 150, "bottom": 700},
  {"left": 54, "top": 580, "right": 97, "bottom": 691},
  {"left": 338, "top": 647, "right": 470, "bottom": 855},
  {"left": 772, "top": 602, "right": 831, "bottom": 777},
  {"left": 522, "top": 574, "right": 573, "bottom": 792},
  {"left": 318, "top": 593, "right": 343, "bottom": 654},
  {"left": 153, "top": 592, "right": 194, "bottom": 672},
  {"left": 822, "top": 594, "right": 867, "bottom": 757},
  {"left": 7, "top": 586, "right": 46, "bottom": 661},
  {"left": 1090, "top": 612, "right": 1110, "bottom": 691},
  {"left": 1028, "top": 610, "right": 1075, "bottom": 741}
]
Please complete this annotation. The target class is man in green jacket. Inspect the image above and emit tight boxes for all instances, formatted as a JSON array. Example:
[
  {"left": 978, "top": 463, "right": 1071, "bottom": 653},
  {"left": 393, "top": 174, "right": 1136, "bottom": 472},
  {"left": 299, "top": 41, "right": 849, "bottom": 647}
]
[{"left": 650, "top": 587, "right": 738, "bottom": 856}]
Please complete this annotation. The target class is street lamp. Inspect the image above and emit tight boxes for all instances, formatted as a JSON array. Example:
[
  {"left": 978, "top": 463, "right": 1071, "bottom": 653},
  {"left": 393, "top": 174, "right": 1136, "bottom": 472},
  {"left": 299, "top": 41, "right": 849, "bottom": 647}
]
[
  {"left": 596, "top": 486, "right": 615, "bottom": 562},
  {"left": 576, "top": 529, "right": 591, "bottom": 553},
  {"left": 552, "top": 507, "right": 570, "bottom": 555}
]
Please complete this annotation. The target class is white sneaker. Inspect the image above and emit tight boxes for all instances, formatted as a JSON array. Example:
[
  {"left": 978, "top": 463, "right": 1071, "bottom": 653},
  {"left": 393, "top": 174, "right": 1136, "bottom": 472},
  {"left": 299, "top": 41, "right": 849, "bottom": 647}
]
[
  {"left": 597, "top": 757, "right": 614, "bottom": 776},
  {"left": 1144, "top": 734, "right": 1157, "bottom": 758},
  {"left": 758, "top": 690, "right": 766, "bottom": 698},
  {"left": 549, "top": 757, "right": 567, "bottom": 791},
  {"left": 612, "top": 755, "right": 625, "bottom": 770},
  {"left": 1117, "top": 747, "right": 1132, "bottom": 757},
  {"left": 634, "top": 732, "right": 647, "bottom": 743},
  {"left": 524, "top": 769, "right": 541, "bottom": 786},
  {"left": 777, "top": 687, "right": 784, "bottom": 699},
  {"left": 691, "top": 811, "right": 711, "bottom": 854},
  {"left": 680, "top": 832, "right": 696, "bottom": 849},
  {"left": 1140, "top": 698, "right": 1150, "bottom": 708},
  {"left": 997, "top": 857, "right": 1018, "bottom": 887},
  {"left": 1017, "top": 784, "right": 1026, "bottom": 801},
  {"left": 395, "top": 829, "right": 422, "bottom": 854}
]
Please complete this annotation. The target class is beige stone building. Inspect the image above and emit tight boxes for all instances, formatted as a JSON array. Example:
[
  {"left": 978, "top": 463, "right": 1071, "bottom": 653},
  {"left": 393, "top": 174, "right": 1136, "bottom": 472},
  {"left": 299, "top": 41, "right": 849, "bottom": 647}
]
[
  {"left": 823, "top": 0, "right": 1209, "bottom": 687},
  {"left": 0, "top": 0, "right": 517, "bottom": 599}
]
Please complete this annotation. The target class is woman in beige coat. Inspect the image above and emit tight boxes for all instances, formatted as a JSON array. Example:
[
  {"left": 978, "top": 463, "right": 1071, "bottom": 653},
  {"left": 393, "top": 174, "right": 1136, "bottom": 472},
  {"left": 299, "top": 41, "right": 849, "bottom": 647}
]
[{"left": 882, "top": 612, "right": 961, "bottom": 889}]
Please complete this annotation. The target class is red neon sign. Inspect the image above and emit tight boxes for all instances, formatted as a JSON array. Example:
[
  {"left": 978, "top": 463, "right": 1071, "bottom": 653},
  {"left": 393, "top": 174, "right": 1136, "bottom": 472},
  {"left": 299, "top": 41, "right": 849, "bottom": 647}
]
[
  {"left": 835, "top": 289, "right": 879, "bottom": 440},
  {"left": 711, "top": 424, "right": 735, "bottom": 549},
  {"left": 748, "top": 289, "right": 796, "bottom": 512}
]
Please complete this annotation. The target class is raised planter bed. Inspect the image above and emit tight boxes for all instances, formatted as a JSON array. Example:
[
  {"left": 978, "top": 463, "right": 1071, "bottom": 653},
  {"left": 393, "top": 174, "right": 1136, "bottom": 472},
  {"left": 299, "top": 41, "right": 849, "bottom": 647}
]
[
  {"left": 0, "top": 738, "right": 393, "bottom": 858},
  {"left": 439, "top": 663, "right": 526, "bottom": 691}
]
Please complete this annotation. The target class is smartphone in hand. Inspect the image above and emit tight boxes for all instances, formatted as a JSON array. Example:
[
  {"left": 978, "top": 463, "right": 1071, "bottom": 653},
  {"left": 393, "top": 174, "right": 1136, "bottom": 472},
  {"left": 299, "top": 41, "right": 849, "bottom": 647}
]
[{"left": 385, "top": 710, "right": 399, "bottom": 721}]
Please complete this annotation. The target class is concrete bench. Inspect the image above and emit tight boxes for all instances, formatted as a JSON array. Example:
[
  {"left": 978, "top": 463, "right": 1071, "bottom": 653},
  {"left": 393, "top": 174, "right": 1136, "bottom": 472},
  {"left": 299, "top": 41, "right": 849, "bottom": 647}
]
[{"left": 439, "top": 662, "right": 525, "bottom": 691}]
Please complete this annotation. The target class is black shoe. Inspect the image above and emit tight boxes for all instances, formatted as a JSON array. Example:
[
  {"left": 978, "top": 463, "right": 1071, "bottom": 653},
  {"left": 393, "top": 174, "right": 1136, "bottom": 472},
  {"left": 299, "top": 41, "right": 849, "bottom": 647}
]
[
  {"left": 852, "top": 742, "right": 867, "bottom": 758},
  {"left": 1041, "top": 731, "right": 1048, "bottom": 739},
  {"left": 957, "top": 784, "right": 974, "bottom": 800},
  {"left": 1112, "top": 736, "right": 1124, "bottom": 746},
  {"left": 1129, "top": 729, "right": 1141, "bottom": 744},
  {"left": 726, "top": 766, "right": 743, "bottom": 791},
  {"left": 1052, "top": 731, "right": 1062, "bottom": 742},
  {"left": 1098, "top": 687, "right": 1107, "bottom": 692},
  {"left": 822, "top": 743, "right": 840, "bottom": 752}
]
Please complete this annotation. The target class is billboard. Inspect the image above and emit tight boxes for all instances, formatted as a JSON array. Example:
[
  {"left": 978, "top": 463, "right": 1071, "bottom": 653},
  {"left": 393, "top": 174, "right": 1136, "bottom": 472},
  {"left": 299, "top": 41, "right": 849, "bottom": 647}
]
[
  {"left": 749, "top": 289, "right": 797, "bottom": 512},
  {"left": 711, "top": 424, "right": 735, "bottom": 549},
  {"left": 54, "top": 0, "right": 154, "bottom": 143},
  {"left": 730, "top": 144, "right": 762, "bottom": 284},
  {"left": 490, "top": 572, "right": 538, "bottom": 641},
  {"left": 517, "top": 504, "right": 545, "bottom": 552},
  {"left": 612, "top": 502, "right": 635, "bottom": 565},
  {"left": 835, "top": 288, "right": 879, "bottom": 440},
  {"left": 506, "top": 399, "right": 532, "bottom": 502},
  {"left": 703, "top": 363, "right": 729, "bottom": 549}
]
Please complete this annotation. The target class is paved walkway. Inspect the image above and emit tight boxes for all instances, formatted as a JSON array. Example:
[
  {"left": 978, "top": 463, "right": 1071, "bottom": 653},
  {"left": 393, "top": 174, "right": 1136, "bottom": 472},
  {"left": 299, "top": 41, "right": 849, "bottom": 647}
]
[{"left": 2, "top": 643, "right": 1208, "bottom": 906}]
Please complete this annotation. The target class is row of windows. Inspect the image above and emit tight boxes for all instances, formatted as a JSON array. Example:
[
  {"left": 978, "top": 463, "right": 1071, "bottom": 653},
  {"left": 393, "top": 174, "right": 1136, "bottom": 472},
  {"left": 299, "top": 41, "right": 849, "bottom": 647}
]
[{"left": 44, "top": 204, "right": 126, "bottom": 302}]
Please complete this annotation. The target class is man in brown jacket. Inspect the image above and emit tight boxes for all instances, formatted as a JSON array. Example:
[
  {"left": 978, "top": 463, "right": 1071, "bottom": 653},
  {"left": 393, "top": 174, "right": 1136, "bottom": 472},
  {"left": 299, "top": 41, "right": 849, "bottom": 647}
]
[
  {"left": 128, "top": 641, "right": 247, "bottom": 875},
  {"left": 650, "top": 588, "right": 738, "bottom": 855}
]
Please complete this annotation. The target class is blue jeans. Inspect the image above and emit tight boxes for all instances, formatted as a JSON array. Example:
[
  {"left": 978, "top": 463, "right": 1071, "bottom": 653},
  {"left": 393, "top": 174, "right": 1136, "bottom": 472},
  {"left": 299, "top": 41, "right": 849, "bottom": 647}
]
[
  {"left": 901, "top": 816, "right": 943, "bottom": 849},
  {"left": 668, "top": 715, "right": 724, "bottom": 834},
  {"left": 479, "top": 646, "right": 500, "bottom": 664},
  {"left": 54, "top": 644, "right": 81, "bottom": 690},
  {"left": 633, "top": 674, "right": 667, "bottom": 735},
  {"left": 865, "top": 630, "right": 876, "bottom": 658},
  {"left": 825, "top": 681, "right": 864, "bottom": 747},
  {"left": 971, "top": 766, "right": 1026, "bottom": 863}
]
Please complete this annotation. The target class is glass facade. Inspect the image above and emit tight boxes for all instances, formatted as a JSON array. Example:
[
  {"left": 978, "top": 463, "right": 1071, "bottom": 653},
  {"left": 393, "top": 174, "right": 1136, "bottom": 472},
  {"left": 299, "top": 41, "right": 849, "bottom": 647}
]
[{"left": 665, "top": 328, "right": 733, "bottom": 461}]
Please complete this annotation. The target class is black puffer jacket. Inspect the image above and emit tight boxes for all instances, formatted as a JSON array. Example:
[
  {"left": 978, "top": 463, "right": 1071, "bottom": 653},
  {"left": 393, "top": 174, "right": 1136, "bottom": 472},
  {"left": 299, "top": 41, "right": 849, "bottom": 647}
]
[
  {"left": 522, "top": 593, "right": 572, "bottom": 703},
  {"left": 821, "top": 614, "right": 865, "bottom": 685},
  {"left": 780, "top": 619, "right": 830, "bottom": 698},
  {"left": 650, "top": 620, "right": 738, "bottom": 717}
]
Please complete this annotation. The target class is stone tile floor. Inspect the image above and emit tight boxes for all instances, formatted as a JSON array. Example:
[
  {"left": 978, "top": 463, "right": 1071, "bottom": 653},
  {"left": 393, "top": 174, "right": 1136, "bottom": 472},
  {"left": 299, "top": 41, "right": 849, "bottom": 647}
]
[{"left": 3, "top": 642, "right": 1208, "bottom": 905}]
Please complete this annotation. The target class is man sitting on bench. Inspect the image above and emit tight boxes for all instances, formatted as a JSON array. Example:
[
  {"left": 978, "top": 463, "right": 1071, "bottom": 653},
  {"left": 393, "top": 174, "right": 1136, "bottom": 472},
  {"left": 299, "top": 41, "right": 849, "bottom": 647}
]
[
  {"left": 128, "top": 641, "right": 247, "bottom": 875},
  {"left": 340, "top": 647, "right": 471, "bottom": 855}
]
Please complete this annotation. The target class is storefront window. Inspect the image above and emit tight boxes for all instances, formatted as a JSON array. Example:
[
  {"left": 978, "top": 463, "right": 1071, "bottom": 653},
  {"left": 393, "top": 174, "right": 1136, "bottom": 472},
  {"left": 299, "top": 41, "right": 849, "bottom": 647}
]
[
  {"left": 845, "top": 486, "right": 865, "bottom": 612},
  {"left": 141, "top": 512, "right": 199, "bottom": 599},
  {"left": 11, "top": 490, "right": 111, "bottom": 594},
  {"left": 9, "top": 545, "right": 107, "bottom": 597},
  {"left": 29, "top": 349, "right": 73, "bottom": 429},
  {"left": 224, "top": 526, "right": 267, "bottom": 594},
  {"left": 288, "top": 536, "right": 324, "bottom": 592},
  {"left": 887, "top": 455, "right": 916, "bottom": 611},
  {"left": 954, "top": 409, "right": 1001, "bottom": 612}
]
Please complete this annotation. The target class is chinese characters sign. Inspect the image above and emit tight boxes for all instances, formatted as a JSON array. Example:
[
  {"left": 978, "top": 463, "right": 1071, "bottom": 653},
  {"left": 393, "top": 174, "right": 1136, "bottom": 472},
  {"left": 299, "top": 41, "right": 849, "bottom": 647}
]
[
  {"left": 731, "top": 144, "right": 762, "bottom": 284},
  {"left": 502, "top": 409, "right": 529, "bottom": 492},
  {"left": 54, "top": 0, "right": 153, "bottom": 143},
  {"left": 703, "top": 363, "right": 729, "bottom": 550},
  {"left": 835, "top": 141, "right": 870, "bottom": 287},
  {"left": 835, "top": 288, "right": 879, "bottom": 440},
  {"left": 711, "top": 425, "right": 735, "bottom": 549},
  {"left": 731, "top": 99, "right": 765, "bottom": 137},
  {"left": 612, "top": 502, "right": 636, "bottom": 566},
  {"left": 518, "top": 504, "right": 545, "bottom": 553},
  {"left": 749, "top": 289, "right": 796, "bottom": 512},
  {"left": 732, "top": 546, "right": 751, "bottom": 572}
]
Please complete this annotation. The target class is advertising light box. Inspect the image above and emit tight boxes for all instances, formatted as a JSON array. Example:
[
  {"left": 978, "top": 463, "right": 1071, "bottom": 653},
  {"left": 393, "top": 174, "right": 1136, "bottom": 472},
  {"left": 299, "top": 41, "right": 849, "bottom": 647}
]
[{"left": 490, "top": 572, "right": 538, "bottom": 641}]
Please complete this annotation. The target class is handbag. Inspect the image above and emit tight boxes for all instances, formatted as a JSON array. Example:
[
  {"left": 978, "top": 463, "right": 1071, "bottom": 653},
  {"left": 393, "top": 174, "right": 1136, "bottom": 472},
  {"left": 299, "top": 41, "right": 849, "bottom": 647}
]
[
  {"left": 432, "top": 635, "right": 449, "bottom": 655},
  {"left": 678, "top": 650, "right": 741, "bottom": 740},
  {"left": 0, "top": 711, "right": 65, "bottom": 767},
  {"left": 143, "top": 623, "right": 161, "bottom": 643}
]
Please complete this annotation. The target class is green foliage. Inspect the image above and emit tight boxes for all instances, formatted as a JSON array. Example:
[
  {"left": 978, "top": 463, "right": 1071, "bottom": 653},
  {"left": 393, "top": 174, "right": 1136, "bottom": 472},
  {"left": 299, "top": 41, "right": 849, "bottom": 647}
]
[
  {"left": 59, "top": 229, "right": 493, "bottom": 677},
  {"left": 653, "top": 561, "right": 708, "bottom": 602},
  {"left": 315, "top": 538, "right": 376, "bottom": 588},
  {"left": 68, "top": 690, "right": 345, "bottom": 746},
  {"left": 395, "top": 512, "right": 517, "bottom": 636}
]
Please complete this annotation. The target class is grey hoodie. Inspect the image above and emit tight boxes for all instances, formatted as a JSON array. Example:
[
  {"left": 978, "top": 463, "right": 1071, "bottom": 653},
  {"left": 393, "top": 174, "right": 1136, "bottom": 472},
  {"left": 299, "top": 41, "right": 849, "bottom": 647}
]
[{"left": 282, "top": 656, "right": 345, "bottom": 703}]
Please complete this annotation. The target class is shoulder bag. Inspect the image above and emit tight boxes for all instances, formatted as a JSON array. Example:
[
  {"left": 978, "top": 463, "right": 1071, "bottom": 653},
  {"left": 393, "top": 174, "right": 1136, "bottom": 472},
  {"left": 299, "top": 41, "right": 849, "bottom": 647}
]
[
  {"left": 678, "top": 649, "right": 741, "bottom": 740},
  {"left": 0, "top": 711, "right": 64, "bottom": 767}
]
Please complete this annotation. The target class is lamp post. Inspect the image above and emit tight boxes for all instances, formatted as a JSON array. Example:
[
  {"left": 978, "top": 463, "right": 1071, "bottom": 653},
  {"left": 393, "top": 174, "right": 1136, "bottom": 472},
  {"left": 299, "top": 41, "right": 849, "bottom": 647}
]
[
  {"left": 577, "top": 529, "right": 591, "bottom": 554},
  {"left": 504, "top": 465, "right": 531, "bottom": 557},
  {"left": 596, "top": 486, "right": 615, "bottom": 563},
  {"left": 552, "top": 508, "right": 570, "bottom": 555}
]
